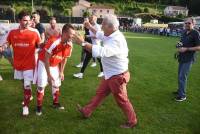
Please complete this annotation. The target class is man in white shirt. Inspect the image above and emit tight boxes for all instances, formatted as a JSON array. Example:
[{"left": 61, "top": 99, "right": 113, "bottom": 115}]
[{"left": 74, "top": 14, "right": 137, "bottom": 128}]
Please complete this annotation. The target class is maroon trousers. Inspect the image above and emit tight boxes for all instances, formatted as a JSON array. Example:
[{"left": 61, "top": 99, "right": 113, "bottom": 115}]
[{"left": 81, "top": 71, "right": 137, "bottom": 125}]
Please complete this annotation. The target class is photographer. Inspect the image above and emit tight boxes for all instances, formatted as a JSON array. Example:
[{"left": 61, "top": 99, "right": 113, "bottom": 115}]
[{"left": 174, "top": 18, "right": 200, "bottom": 101}]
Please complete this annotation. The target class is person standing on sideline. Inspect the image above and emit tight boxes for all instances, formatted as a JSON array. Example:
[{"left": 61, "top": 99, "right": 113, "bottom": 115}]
[
  {"left": 32, "top": 11, "right": 45, "bottom": 43},
  {"left": 45, "top": 17, "right": 61, "bottom": 39},
  {"left": 174, "top": 18, "right": 200, "bottom": 101},
  {"left": 73, "top": 15, "right": 104, "bottom": 79},
  {"left": 6, "top": 10, "right": 41, "bottom": 116},
  {"left": 33, "top": 24, "right": 75, "bottom": 116},
  {"left": 0, "top": 23, "right": 13, "bottom": 67},
  {"left": 75, "top": 18, "right": 89, "bottom": 68},
  {"left": 0, "top": 23, "right": 13, "bottom": 81},
  {"left": 74, "top": 14, "right": 137, "bottom": 128}
]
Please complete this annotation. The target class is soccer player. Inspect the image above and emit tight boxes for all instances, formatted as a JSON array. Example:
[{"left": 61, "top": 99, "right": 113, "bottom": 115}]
[
  {"left": 33, "top": 24, "right": 75, "bottom": 116},
  {"left": 6, "top": 10, "right": 41, "bottom": 116}
]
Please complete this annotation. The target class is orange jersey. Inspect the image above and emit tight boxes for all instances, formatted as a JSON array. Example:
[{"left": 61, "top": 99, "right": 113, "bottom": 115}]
[
  {"left": 38, "top": 36, "right": 72, "bottom": 67},
  {"left": 7, "top": 27, "right": 41, "bottom": 70}
]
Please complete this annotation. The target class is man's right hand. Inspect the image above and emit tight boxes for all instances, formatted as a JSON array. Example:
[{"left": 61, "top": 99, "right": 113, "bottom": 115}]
[{"left": 47, "top": 74, "right": 55, "bottom": 86}]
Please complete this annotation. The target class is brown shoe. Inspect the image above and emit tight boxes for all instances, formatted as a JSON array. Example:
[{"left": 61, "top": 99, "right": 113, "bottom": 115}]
[
  {"left": 120, "top": 122, "right": 137, "bottom": 128},
  {"left": 76, "top": 104, "right": 89, "bottom": 119}
]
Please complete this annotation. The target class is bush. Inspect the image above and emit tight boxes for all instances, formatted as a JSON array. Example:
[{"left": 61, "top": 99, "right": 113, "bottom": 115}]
[
  {"left": 83, "top": 10, "right": 91, "bottom": 18},
  {"left": 36, "top": 8, "right": 50, "bottom": 17},
  {"left": 144, "top": 7, "right": 149, "bottom": 13},
  {"left": 177, "top": 14, "right": 185, "bottom": 19}
]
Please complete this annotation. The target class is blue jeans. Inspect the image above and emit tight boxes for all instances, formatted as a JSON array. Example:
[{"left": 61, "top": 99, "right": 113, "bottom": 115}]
[{"left": 178, "top": 61, "right": 193, "bottom": 98}]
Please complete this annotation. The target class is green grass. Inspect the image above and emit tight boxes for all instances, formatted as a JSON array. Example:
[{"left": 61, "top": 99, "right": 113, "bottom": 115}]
[{"left": 0, "top": 32, "right": 200, "bottom": 134}]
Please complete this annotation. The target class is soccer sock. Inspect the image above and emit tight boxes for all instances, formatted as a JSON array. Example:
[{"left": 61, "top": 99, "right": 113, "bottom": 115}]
[
  {"left": 23, "top": 89, "right": 32, "bottom": 107},
  {"left": 52, "top": 87, "right": 60, "bottom": 104},
  {"left": 37, "top": 88, "right": 44, "bottom": 107}
]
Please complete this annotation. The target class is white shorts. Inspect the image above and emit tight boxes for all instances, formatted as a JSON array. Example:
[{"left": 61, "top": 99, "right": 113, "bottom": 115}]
[
  {"left": 14, "top": 69, "right": 34, "bottom": 81},
  {"left": 33, "top": 60, "right": 61, "bottom": 87}
]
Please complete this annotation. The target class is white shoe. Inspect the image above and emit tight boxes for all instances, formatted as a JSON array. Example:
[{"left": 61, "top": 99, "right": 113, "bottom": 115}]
[
  {"left": 76, "top": 62, "right": 83, "bottom": 68},
  {"left": 90, "top": 62, "right": 97, "bottom": 67},
  {"left": 22, "top": 106, "right": 29, "bottom": 116},
  {"left": 36, "top": 106, "right": 42, "bottom": 116},
  {"left": 22, "top": 96, "right": 33, "bottom": 105},
  {"left": 0, "top": 75, "right": 3, "bottom": 81},
  {"left": 36, "top": 111, "right": 42, "bottom": 116},
  {"left": 73, "top": 73, "right": 83, "bottom": 79},
  {"left": 97, "top": 72, "right": 104, "bottom": 77}
]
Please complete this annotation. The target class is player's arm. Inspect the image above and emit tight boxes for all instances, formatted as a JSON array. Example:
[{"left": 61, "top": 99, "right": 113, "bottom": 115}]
[
  {"left": 35, "top": 31, "right": 45, "bottom": 49},
  {"left": 44, "top": 27, "right": 48, "bottom": 39},
  {"left": 59, "top": 58, "right": 67, "bottom": 81},
  {"left": 40, "top": 33, "right": 45, "bottom": 44},
  {"left": 44, "top": 51, "right": 54, "bottom": 85}
]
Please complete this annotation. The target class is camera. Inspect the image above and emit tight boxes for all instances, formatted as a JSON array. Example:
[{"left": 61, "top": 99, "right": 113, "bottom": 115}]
[{"left": 176, "top": 41, "right": 183, "bottom": 48}]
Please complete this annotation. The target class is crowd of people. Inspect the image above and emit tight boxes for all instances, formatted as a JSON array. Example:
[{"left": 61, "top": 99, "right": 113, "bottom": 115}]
[
  {"left": 120, "top": 24, "right": 184, "bottom": 37},
  {"left": 0, "top": 10, "right": 200, "bottom": 129}
]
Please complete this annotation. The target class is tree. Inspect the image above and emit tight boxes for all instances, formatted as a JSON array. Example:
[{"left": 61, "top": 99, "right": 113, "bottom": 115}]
[
  {"left": 144, "top": 7, "right": 149, "bottom": 13},
  {"left": 83, "top": 10, "right": 90, "bottom": 17}
]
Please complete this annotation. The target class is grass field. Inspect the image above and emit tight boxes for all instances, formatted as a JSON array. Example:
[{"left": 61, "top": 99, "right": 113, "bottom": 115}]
[{"left": 0, "top": 32, "right": 200, "bottom": 134}]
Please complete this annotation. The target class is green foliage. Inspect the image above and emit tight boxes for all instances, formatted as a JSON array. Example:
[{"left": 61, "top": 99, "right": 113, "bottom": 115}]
[
  {"left": 144, "top": 7, "right": 150, "bottom": 13},
  {"left": 35, "top": 7, "right": 51, "bottom": 17},
  {"left": 177, "top": 13, "right": 185, "bottom": 19},
  {"left": 83, "top": 10, "right": 91, "bottom": 17},
  {"left": 59, "top": 1, "right": 74, "bottom": 16},
  {"left": 0, "top": 0, "right": 199, "bottom": 17}
]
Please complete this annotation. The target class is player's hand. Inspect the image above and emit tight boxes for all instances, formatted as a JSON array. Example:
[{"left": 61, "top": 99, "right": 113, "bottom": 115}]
[
  {"left": 60, "top": 72, "right": 64, "bottom": 81},
  {"left": 178, "top": 47, "right": 188, "bottom": 53},
  {"left": 47, "top": 74, "right": 55, "bottom": 86},
  {"left": 73, "top": 33, "right": 84, "bottom": 45}
]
